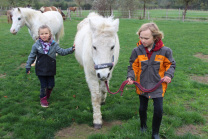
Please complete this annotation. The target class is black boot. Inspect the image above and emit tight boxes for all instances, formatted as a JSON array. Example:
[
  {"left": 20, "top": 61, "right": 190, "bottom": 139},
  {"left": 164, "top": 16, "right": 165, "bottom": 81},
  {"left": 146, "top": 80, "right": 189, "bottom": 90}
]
[
  {"left": 152, "top": 114, "right": 162, "bottom": 139},
  {"left": 152, "top": 134, "right": 160, "bottom": 139},
  {"left": 140, "top": 125, "right": 147, "bottom": 133},
  {"left": 139, "top": 109, "right": 147, "bottom": 133}
]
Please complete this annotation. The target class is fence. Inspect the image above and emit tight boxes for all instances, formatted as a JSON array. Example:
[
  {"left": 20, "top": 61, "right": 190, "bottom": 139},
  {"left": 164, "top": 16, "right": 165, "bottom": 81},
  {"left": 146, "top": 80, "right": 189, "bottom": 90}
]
[
  {"left": 1, "top": 8, "right": 208, "bottom": 23},
  {"left": 67, "top": 9, "right": 208, "bottom": 22}
]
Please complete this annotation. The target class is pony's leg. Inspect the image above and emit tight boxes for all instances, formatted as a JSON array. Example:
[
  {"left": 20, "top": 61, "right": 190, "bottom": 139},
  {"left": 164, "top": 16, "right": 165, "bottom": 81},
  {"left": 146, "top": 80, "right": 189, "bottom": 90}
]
[
  {"left": 86, "top": 74, "right": 102, "bottom": 129},
  {"left": 100, "top": 81, "right": 107, "bottom": 105}
]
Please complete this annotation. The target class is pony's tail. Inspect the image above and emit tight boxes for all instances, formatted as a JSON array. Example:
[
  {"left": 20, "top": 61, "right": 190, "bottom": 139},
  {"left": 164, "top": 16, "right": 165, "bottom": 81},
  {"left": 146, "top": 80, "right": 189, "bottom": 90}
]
[{"left": 56, "top": 24, "right": 64, "bottom": 42}]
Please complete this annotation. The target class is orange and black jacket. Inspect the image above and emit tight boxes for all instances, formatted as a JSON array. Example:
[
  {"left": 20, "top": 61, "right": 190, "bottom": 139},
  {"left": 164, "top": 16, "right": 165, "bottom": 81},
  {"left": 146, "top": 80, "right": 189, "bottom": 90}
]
[{"left": 127, "top": 40, "right": 176, "bottom": 98}]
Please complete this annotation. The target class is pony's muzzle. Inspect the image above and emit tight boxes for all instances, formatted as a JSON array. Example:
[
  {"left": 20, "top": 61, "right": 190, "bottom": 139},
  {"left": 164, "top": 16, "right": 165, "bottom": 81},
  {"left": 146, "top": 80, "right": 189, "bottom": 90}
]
[
  {"left": 10, "top": 29, "right": 17, "bottom": 35},
  {"left": 94, "top": 62, "right": 113, "bottom": 81},
  {"left": 96, "top": 71, "right": 110, "bottom": 81}
]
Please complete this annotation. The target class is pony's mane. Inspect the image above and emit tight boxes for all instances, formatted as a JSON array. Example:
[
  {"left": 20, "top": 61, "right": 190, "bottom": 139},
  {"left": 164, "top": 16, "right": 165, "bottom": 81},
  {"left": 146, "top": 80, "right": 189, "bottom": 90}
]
[
  {"left": 14, "top": 8, "right": 42, "bottom": 20},
  {"left": 77, "top": 12, "right": 117, "bottom": 36}
]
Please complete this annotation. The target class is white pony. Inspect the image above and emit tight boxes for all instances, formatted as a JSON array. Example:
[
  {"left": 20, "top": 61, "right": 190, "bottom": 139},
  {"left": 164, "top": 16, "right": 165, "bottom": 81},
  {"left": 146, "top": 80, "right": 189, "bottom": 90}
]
[
  {"left": 74, "top": 13, "right": 120, "bottom": 129},
  {"left": 10, "top": 8, "right": 64, "bottom": 42}
]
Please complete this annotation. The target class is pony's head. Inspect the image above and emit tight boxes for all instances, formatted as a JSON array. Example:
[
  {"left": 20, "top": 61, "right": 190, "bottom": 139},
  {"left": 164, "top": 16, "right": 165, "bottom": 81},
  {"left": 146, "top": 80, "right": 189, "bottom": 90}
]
[
  {"left": 10, "top": 8, "right": 26, "bottom": 35},
  {"left": 90, "top": 17, "right": 119, "bottom": 81}
]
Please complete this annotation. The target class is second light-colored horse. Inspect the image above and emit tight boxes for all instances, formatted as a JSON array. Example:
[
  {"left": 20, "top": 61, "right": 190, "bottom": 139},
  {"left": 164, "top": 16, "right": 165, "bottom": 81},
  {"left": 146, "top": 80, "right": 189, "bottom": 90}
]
[{"left": 10, "top": 7, "right": 64, "bottom": 42}]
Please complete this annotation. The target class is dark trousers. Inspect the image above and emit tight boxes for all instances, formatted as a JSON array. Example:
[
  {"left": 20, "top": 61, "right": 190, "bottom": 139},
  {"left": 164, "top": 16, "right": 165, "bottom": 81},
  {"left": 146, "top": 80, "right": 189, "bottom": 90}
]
[
  {"left": 139, "top": 95, "right": 163, "bottom": 134},
  {"left": 38, "top": 76, "right": 55, "bottom": 98}
]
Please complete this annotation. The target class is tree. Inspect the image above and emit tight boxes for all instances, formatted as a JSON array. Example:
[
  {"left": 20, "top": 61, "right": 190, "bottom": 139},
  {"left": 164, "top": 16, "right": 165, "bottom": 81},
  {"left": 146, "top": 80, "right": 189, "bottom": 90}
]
[
  {"left": 74, "top": 0, "right": 84, "bottom": 16},
  {"left": 118, "top": 0, "right": 138, "bottom": 18},
  {"left": 139, "top": 0, "right": 155, "bottom": 19},
  {"left": 178, "top": 0, "right": 199, "bottom": 19},
  {"left": 92, "top": 0, "right": 116, "bottom": 16},
  {"left": 0, "top": 0, "right": 10, "bottom": 8},
  {"left": 74, "top": 0, "right": 84, "bottom": 7}
]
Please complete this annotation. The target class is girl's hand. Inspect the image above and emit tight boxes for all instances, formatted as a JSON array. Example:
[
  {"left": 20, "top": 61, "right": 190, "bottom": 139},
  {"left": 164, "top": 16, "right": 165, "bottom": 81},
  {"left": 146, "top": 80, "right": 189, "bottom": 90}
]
[
  {"left": 26, "top": 68, "right": 31, "bottom": 74},
  {"left": 127, "top": 78, "right": 134, "bottom": 85},
  {"left": 162, "top": 76, "right": 171, "bottom": 84},
  {"left": 72, "top": 44, "right": 75, "bottom": 50}
]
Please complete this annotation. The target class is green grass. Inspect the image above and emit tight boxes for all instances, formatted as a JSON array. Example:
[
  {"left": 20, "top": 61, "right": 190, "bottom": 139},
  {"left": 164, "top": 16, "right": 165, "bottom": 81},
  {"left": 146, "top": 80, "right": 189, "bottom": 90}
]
[
  {"left": 64, "top": 9, "right": 208, "bottom": 21},
  {"left": 0, "top": 15, "right": 208, "bottom": 138}
]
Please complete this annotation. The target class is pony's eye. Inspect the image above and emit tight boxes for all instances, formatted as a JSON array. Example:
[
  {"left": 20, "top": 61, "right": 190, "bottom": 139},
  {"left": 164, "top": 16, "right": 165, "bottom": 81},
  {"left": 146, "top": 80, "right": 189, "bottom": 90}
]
[
  {"left": 93, "top": 46, "right": 96, "bottom": 50},
  {"left": 111, "top": 46, "right": 115, "bottom": 50},
  {"left": 18, "top": 17, "right": 21, "bottom": 20}
]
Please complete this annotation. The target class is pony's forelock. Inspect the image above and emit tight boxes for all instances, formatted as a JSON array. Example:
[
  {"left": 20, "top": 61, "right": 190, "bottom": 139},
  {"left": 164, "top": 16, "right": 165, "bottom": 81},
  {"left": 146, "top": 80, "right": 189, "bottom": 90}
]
[{"left": 92, "top": 17, "right": 118, "bottom": 36}]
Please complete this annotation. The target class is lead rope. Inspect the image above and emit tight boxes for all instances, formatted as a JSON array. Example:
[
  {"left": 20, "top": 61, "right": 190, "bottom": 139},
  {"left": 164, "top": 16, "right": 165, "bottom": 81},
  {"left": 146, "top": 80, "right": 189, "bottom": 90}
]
[{"left": 105, "top": 79, "right": 164, "bottom": 96}]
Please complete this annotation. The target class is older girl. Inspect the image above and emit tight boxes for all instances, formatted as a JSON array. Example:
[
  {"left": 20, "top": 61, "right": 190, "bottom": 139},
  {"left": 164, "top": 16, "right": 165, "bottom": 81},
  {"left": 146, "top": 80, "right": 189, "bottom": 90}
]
[
  {"left": 127, "top": 22, "right": 176, "bottom": 139},
  {"left": 26, "top": 25, "right": 75, "bottom": 108}
]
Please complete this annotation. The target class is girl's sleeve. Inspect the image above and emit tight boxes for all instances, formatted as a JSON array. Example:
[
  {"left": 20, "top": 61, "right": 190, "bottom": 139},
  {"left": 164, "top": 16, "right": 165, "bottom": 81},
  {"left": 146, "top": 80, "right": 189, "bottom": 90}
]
[
  {"left": 127, "top": 49, "right": 139, "bottom": 81},
  {"left": 56, "top": 44, "right": 74, "bottom": 55},
  {"left": 25, "top": 44, "right": 37, "bottom": 68},
  {"left": 164, "top": 48, "right": 176, "bottom": 79}
]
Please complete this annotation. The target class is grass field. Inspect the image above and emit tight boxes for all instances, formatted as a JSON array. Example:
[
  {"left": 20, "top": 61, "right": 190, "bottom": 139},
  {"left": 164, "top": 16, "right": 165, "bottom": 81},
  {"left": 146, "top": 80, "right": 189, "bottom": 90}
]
[
  {"left": 0, "top": 14, "right": 208, "bottom": 138},
  {"left": 66, "top": 9, "right": 208, "bottom": 21}
]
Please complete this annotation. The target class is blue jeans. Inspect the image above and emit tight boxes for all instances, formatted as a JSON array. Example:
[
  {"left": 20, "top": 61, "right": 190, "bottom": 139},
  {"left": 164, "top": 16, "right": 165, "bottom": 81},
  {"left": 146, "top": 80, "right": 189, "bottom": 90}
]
[{"left": 38, "top": 76, "right": 55, "bottom": 98}]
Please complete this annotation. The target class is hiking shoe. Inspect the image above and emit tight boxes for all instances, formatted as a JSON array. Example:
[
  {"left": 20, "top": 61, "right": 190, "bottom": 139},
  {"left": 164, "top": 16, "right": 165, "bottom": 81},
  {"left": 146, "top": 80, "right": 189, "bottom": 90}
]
[{"left": 40, "top": 96, "right": 49, "bottom": 108}]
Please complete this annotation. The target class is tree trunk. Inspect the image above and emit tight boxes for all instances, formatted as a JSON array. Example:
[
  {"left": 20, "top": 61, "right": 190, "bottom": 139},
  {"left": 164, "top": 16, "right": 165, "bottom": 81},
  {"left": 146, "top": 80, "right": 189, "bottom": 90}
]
[
  {"left": 110, "top": 4, "right": 111, "bottom": 15},
  {"left": 143, "top": 0, "right": 146, "bottom": 19},
  {"left": 183, "top": 1, "right": 189, "bottom": 20}
]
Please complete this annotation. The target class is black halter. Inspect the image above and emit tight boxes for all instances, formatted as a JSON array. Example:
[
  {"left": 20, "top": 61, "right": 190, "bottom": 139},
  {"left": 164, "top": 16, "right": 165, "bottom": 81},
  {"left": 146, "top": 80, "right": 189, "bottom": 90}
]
[{"left": 94, "top": 56, "right": 114, "bottom": 70}]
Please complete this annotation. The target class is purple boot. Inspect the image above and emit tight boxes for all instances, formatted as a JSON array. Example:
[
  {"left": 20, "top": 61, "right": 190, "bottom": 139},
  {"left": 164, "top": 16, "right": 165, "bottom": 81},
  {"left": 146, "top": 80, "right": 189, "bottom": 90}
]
[
  {"left": 46, "top": 88, "right": 53, "bottom": 99},
  {"left": 40, "top": 96, "right": 49, "bottom": 107}
]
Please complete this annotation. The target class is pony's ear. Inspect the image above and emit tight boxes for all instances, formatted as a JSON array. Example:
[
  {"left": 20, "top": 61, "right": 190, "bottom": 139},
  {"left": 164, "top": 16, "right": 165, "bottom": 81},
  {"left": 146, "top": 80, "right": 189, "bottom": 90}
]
[
  {"left": 89, "top": 19, "right": 96, "bottom": 33},
  {"left": 18, "top": 8, "right": 21, "bottom": 13},
  {"left": 113, "top": 19, "right": 119, "bottom": 32}
]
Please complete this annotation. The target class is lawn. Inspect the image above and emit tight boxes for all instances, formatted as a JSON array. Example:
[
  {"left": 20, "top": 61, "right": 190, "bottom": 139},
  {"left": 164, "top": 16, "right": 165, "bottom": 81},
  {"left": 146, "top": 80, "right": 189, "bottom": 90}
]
[
  {"left": 66, "top": 9, "right": 208, "bottom": 21},
  {"left": 0, "top": 14, "right": 208, "bottom": 138}
]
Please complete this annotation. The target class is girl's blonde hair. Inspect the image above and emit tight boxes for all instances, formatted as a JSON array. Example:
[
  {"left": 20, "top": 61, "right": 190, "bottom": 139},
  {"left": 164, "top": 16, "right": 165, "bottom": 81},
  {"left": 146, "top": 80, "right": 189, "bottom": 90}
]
[
  {"left": 137, "top": 22, "right": 164, "bottom": 41},
  {"left": 38, "top": 25, "right": 52, "bottom": 39}
]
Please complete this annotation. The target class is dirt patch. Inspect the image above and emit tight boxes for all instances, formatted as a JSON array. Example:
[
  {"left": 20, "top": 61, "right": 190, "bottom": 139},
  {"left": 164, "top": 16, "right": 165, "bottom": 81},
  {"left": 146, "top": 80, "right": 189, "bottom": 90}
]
[
  {"left": 175, "top": 124, "right": 204, "bottom": 136},
  {"left": 194, "top": 53, "right": 208, "bottom": 62},
  {"left": 0, "top": 73, "right": 6, "bottom": 78},
  {"left": 17, "top": 63, "right": 26, "bottom": 69},
  {"left": 191, "top": 53, "right": 208, "bottom": 84},
  {"left": 55, "top": 121, "right": 123, "bottom": 139},
  {"left": 190, "top": 75, "right": 208, "bottom": 84}
]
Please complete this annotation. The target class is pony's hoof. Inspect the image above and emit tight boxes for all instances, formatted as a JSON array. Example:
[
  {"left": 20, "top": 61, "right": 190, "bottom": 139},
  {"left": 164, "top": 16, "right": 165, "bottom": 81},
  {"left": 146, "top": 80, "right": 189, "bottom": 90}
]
[
  {"left": 101, "top": 102, "right": 105, "bottom": 105},
  {"left": 94, "top": 124, "right": 102, "bottom": 129}
]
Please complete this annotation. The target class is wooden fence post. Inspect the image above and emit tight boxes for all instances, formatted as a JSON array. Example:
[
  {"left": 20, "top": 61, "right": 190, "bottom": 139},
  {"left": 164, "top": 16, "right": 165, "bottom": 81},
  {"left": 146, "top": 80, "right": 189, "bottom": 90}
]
[
  {"left": 148, "top": 11, "right": 150, "bottom": 20},
  {"left": 141, "top": 8, "right": 143, "bottom": 19},
  {"left": 67, "top": 9, "right": 71, "bottom": 20},
  {"left": 76, "top": 7, "right": 79, "bottom": 17},
  {"left": 129, "top": 10, "right": 131, "bottom": 19}
]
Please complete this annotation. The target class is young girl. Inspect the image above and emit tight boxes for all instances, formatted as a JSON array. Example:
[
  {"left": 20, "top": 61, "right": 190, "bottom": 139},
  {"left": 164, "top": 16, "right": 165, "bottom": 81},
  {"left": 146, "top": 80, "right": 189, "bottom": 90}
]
[
  {"left": 127, "top": 23, "right": 176, "bottom": 139},
  {"left": 25, "top": 25, "right": 75, "bottom": 108}
]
